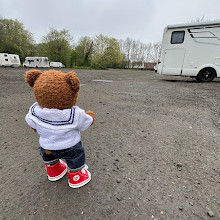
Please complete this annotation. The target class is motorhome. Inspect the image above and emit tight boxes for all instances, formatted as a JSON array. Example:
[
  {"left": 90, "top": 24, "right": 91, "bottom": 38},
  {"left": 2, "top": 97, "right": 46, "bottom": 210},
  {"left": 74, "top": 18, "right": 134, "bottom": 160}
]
[
  {"left": 23, "top": 57, "right": 50, "bottom": 68},
  {"left": 50, "top": 62, "right": 65, "bottom": 68},
  {"left": 0, "top": 53, "right": 21, "bottom": 67},
  {"left": 157, "top": 20, "right": 220, "bottom": 82}
]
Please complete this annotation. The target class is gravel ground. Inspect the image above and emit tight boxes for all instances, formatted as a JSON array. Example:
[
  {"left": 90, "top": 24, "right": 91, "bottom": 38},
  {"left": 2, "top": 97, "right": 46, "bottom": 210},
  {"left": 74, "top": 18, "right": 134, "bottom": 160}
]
[{"left": 0, "top": 67, "right": 219, "bottom": 220}]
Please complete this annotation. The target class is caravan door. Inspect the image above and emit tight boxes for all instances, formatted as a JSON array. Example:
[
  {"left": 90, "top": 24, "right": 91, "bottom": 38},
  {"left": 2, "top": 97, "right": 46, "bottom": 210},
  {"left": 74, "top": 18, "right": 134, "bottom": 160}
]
[{"left": 162, "top": 49, "right": 185, "bottom": 75}]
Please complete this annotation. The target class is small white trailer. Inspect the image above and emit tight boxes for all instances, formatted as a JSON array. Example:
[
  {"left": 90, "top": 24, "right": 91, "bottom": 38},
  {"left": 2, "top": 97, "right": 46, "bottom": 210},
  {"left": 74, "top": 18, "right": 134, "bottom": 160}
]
[
  {"left": 23, "top": 57, "right": 50, "bottom": 68},
  {"left": 50, "top": 62, "right": 65, "bottom": 68},
  {"left": 0, "top": 53, "right": 21, "bottom": 67},
  {"left": 157, "top": 20, "right": 220, "bottom": 82}
]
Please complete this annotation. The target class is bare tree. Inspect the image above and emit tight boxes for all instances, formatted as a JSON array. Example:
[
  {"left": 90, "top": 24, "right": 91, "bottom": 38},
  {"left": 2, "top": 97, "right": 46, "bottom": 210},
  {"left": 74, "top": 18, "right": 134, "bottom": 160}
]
[
  {"left": 151, "top": 41, "right": 162, "bottom": 62},
  {"left": 84, "top": 38, "right": 93, "bottom": 65},
  {"left": 120, "top": 37, "right": 134, "bottom": 68},
  {"left": 130, "top": 40, "right": 147, "bottom": 68},
  {"left": 191, "top": 15, "right": 209, "bottom": 23},
  {"left": 144, "top": 43, "right": 152, "bottom": 62},
  {"left": 120, "top": 38, "right": 156, "bottom": 68}
]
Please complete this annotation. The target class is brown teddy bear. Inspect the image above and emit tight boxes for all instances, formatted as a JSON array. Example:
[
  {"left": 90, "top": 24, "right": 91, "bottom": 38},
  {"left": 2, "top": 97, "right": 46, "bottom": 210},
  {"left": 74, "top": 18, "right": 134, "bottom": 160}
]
[{"left": 25, "top": 69, "right": 95, "bottom": 188}]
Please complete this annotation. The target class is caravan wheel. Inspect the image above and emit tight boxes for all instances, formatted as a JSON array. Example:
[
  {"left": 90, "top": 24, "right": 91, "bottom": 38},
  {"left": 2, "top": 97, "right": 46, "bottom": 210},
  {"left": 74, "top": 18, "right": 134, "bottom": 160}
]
[{"left": 196, "top": 68, "right": 216, "bottom": 82}]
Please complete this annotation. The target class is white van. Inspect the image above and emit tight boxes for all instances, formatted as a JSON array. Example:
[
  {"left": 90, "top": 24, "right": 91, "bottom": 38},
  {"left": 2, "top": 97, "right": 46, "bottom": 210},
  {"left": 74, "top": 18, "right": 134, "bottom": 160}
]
[
  {"left": 157, "top": 20, "right": 220, "bottom": 82},
  {"left": 0, "top": 53, "right": 21, "bottom": 67},
  {"left": 50, "top": 62, "right": 65, "bottom": 68},
  {"left": 23, "top": 57, "right": 50, "bottom": 68}
]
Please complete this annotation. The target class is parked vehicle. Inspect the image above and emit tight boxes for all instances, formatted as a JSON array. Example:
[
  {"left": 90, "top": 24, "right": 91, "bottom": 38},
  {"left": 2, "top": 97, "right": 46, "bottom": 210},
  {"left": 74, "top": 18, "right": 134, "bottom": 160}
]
[
  {"left": 154, "top": 63, "right": 158, "bottom": 72},
  {"left": 50, "top": 62, "right": 65, "bottom": 68},
  {"left": 23, "top": 57, "right": 50, "bottom": 68},
  {"left": 0, "top": 53, "right": 21, "bottom": 67},
  {"left": 157, "top": 20, "right": 220, "bottom": 82}
]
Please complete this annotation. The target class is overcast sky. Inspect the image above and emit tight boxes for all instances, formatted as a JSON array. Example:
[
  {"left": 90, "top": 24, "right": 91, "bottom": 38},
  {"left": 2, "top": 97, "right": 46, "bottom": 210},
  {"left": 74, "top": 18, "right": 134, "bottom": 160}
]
[{"left": 0, "top": 0, "right": 219, "bottom": 44}]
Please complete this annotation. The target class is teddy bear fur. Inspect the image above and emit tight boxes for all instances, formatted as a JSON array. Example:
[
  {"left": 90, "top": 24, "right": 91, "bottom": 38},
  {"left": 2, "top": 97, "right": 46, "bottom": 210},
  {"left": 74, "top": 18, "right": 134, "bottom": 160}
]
[{"left": 25, "top": 69, "right": 95, "bottom": 121}]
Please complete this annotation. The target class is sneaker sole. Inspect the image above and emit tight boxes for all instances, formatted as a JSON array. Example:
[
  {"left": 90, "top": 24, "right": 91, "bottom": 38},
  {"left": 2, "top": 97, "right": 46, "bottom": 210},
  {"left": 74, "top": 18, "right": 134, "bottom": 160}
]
[
  {"left": 68, "top": 170, "right": 91, "bottom": 188},
  {"left": 48, "top": 160, "right": 67, "bottom": 181}
]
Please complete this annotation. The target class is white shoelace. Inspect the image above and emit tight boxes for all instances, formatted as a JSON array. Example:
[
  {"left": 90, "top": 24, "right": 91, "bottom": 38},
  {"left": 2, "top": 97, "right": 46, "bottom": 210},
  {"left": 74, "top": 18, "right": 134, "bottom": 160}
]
[{"left": 81, "top": 168, "right": 86, "bottom": 174}]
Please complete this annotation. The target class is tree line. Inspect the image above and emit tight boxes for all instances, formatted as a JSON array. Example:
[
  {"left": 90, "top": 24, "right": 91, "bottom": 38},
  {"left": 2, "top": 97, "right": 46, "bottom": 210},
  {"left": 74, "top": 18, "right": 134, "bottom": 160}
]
[{"left": 0, "top": 18, "right": 161, "bottom": 69}]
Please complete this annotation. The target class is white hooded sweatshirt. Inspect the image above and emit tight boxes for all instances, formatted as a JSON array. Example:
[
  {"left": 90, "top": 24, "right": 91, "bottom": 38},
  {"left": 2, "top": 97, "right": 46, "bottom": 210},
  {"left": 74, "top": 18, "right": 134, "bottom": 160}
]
[{"left": 25, "top": 102, "right": 93, "bottom": 150}]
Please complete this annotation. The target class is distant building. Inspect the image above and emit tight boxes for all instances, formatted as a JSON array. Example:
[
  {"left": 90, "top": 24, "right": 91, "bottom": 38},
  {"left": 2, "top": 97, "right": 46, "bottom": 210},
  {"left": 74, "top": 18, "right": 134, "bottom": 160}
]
[
  {"left": 125, "top": 61, "right": 156, "bottom": 70},
  {"left": 144, "top": 62, "right": 157, "bottom": 70}
]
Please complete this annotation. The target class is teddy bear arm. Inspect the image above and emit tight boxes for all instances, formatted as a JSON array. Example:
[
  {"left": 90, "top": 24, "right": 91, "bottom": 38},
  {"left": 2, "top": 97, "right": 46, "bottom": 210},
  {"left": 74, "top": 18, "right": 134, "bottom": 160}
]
[{"left": 86, "top": 111, "right": 95, "bottom": 125}]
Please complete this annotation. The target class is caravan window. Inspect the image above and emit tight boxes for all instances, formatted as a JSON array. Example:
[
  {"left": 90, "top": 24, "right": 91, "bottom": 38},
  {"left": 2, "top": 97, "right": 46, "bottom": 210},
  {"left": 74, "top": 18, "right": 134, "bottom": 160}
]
[{"left": 171, "top": 31, "right": 185, "bottom": 44}]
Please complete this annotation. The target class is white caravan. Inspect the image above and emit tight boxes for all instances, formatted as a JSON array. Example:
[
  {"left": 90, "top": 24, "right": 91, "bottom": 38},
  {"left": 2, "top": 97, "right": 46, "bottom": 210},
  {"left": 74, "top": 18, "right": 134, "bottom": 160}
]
[
  {"left": 157, "top": 20, "right": 220, "bottom": 82},
  {"left": 0, "top": 53, "right": 21, "bottom": 67},
  {"left": 23, "top": 57, "right": 50, "bottom": 68}
]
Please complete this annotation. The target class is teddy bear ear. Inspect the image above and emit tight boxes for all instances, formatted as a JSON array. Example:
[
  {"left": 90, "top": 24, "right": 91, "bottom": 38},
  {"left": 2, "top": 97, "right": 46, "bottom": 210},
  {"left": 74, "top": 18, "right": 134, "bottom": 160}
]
[
  {"left": 64, "top": 71, "right": 80, "bottom": 93},
  {"left": 25, "top": 69, "right": 42, "bottom": 87}
]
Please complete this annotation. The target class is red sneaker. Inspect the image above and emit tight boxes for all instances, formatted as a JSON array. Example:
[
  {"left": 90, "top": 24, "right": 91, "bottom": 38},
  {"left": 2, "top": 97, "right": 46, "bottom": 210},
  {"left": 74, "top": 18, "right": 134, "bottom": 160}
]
[
  {"left": 46, "top": 160, "right": 67, "bottom": 181},
  {"left": 68, "top": 168, "right": 91, "bottom": 188}
]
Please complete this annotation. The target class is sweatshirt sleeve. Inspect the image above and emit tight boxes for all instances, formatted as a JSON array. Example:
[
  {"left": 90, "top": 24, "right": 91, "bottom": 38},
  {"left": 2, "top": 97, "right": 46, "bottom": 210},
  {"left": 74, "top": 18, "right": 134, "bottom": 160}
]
[
  {"left": 76, "top": 108, "right": 93, "bottom": 131},
  {"left": 25, "top": 113, "right": 37, "bottom": 129}
]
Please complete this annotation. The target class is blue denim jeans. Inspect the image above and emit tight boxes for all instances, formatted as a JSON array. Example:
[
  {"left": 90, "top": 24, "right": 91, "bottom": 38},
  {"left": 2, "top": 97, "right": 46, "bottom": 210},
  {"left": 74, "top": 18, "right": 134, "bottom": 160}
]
[{"left": 40, "top": 141, "right": 85, "bottom": 172}]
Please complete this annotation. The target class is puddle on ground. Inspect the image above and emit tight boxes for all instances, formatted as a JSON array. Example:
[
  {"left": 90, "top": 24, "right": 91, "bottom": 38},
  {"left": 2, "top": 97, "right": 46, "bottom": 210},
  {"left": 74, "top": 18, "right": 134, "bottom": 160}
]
[{"left": 92, "top": 80, "right": 113, "bottom": 83}]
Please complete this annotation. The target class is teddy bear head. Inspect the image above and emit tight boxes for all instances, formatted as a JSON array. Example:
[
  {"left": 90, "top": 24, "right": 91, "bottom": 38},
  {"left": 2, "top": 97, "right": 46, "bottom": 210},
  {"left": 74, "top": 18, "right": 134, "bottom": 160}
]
[{"left": 25, "top": 69, "right": 80, "bottom": 110}]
